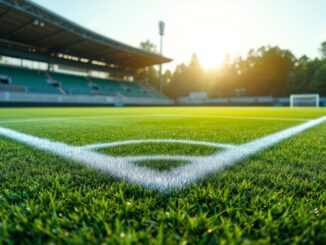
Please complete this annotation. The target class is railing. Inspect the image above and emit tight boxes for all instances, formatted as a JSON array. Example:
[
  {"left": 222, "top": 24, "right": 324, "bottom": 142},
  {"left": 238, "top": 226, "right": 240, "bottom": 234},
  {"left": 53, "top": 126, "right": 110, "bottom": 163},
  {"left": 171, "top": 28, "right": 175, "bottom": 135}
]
[
  {"left": 0, "top": 91, "right": 174, "bottom": 105},
  {"left": 0, "top": 84, "right": 27, "bottom": 93}
]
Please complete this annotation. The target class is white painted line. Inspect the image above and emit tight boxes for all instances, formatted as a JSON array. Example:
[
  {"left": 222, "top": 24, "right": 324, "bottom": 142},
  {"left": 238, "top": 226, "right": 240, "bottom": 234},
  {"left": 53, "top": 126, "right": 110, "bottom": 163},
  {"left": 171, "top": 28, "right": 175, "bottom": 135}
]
[
  {"left": 81, "top": 139, "right": 236, "bottom": 150},
  {"left": 123, "top": 155, "right": 202, "bottom": 163},
  {"left": 164, "top": 115, "right": 326, "bottom": 188},
  {"left": 0, "top": 116, "right": 325, "bottom": 190}
]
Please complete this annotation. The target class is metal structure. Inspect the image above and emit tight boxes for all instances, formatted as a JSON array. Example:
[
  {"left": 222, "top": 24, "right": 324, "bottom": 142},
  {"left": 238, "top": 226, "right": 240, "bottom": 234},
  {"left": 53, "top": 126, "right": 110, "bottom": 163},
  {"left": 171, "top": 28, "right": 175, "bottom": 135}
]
[
  {"left": 290, "top": 94, "right": 320, "bottom": 107},
  {"left": 0, "top": 0, "right": 172, "bottom": 75},
  {"left": 158, "top": 21, "right": 165, "bottom": 92}
]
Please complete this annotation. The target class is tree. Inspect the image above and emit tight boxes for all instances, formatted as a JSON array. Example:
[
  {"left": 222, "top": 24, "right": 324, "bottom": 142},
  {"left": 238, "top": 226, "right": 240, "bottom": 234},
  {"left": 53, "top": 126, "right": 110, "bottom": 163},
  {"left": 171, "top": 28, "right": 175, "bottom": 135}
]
[
  {"left": 163, "top": 69, "right": 172, "bottom": 85},
  {"left": 230, "top": 46, "right": 295, "bottom": 96},
  {"left": 319, "top": 41, "right": 326, "bottom": 60},
  {"left": 165, "top": 54, "right": 205, "bottom": 99},
  {"left": 186, "top": 54, "right": 205, "bottom": 92},
  {"left": 287, "top": 55, "right": 316, "bottom": 94},
  {"left": 211, "top": 54, "right": 238, "bottom": 97},
  {"left": 310, "top": 64, "right": 326, "bottom": 94},
  {"left": 140, "top": 40, "right": 157, "bottom": 53},
  {"left": 137, "top": 41, "right": 326, "bottom": 98},
  {"left": 165, "top": 63, "right": 187, "bottom": 98},
  {"left": 135, "top": 40, "right": 160, "bottom": 89}
]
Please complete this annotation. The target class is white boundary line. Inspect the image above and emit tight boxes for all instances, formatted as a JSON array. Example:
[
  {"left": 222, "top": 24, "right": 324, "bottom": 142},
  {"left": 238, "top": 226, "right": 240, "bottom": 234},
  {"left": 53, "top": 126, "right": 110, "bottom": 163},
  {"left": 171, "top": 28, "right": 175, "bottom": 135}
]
[
  {"left": 0, "top": 116, "right": 325, "bottom": 190},
  {"left": 123, "top": 155, "right": 201, "bottom": 162},
  {"left": 81, "top": 139, "right": 236, "bottom": 150}
]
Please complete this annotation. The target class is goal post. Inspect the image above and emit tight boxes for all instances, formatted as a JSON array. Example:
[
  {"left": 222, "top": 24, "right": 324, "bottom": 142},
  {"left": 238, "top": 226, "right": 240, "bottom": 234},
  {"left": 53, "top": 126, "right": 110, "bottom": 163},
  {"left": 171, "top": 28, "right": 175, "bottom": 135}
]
[{"left": 289, "top": 94, "right": 320, "bottom": 107}]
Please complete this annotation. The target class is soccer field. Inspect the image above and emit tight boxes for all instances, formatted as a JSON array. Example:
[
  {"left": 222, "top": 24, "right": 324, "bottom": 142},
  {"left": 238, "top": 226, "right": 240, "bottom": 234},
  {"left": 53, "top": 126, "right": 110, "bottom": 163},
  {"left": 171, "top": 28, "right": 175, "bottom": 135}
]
[{"left": 0, "top": 107, "right": 325, "bottom": 243}]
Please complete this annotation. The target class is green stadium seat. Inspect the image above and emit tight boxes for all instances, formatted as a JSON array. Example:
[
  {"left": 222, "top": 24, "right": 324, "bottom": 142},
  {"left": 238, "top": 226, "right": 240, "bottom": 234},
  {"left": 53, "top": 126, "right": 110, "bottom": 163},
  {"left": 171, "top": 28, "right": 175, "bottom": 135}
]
[
  {"left": 0, "top": 65, "right": 61, "bottom": 94},
  {"left": 50, "top": 73, "right": 93, "bottom": 95},
  {"left": 90, "top": 78, "right": 164, "bottom": 98},
  {"left": 90, "top": 78, "right": 133, "bottom": 97},
  {"left": 0, "top": 65, "right": 168, "bottom": 100}
]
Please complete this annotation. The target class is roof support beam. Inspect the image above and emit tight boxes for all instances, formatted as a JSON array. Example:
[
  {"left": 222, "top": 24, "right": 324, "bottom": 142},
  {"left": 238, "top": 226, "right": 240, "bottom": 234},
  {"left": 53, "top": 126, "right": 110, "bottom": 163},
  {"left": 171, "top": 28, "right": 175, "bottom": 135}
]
[
  {"left": 1, "top": 19, "right": 34, "bottom": 39},
  {"left": 50, "top": 38, "right": 88, "bottom": 53},
  {"left": 0, "top": 0, "right": 171, "bottom": 68},
  {"left": 0, "top": 7, "right": 11, "bottom": 19},
  {"left": 32, "top": 30, "right": 65, "bottom": 45},
  {"left": 0, "top": 0, "right": 171, "bottom": 64},
  {"left": 0, "top": 45, "right": 134, "bottom": 76},
  {"left": 0, "top": 38, "right": 35, "bottom": 49}
]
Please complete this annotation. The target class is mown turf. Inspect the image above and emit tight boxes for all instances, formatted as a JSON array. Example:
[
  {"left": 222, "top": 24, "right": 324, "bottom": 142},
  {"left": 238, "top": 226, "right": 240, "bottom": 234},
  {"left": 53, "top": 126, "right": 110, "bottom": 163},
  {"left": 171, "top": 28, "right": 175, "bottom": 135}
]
[
  {"left": 98, "top": 143, "right": 219, "bottom": 157},
  {"left": 98, "top": 143, "right": 220, "bottom": 170},
  {"left": 0, "top": 107, "right": 325, "bottom": 244}
]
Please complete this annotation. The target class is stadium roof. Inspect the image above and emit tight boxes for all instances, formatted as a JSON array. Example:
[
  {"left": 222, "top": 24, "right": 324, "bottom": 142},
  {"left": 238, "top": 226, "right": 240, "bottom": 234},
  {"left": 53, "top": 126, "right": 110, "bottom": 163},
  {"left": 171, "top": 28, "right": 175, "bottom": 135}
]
[{"left": 0, "top": 0, "right": 172, "bottom": 75}]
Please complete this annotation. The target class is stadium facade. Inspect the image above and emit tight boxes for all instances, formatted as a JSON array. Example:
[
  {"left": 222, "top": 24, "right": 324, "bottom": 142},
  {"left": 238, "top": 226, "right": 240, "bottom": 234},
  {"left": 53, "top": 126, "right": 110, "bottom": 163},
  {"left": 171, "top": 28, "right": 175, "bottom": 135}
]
[{"left": 0, "top": 0, "right": 174, "bottom": 106}]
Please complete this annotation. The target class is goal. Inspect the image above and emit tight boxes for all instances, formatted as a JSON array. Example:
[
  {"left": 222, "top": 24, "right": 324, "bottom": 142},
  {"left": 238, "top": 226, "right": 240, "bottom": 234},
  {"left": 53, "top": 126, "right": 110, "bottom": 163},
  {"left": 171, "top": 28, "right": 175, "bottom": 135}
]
[{"left": 289, "top": 94, "right": 320, "bottom": 107}]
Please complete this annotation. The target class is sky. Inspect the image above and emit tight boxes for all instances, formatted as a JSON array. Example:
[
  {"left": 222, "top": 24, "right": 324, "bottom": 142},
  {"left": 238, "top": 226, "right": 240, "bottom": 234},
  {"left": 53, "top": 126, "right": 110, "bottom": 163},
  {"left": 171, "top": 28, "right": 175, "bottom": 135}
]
[{"left": 33, "top": 0, "right": 326, "bottom": 70}]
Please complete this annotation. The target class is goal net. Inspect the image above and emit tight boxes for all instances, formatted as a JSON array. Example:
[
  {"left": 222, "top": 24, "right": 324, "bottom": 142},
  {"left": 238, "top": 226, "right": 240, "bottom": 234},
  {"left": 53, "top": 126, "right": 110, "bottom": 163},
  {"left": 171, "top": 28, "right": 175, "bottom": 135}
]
[{"left": 290, "top": 94, "right": 320, "bottom": 107}]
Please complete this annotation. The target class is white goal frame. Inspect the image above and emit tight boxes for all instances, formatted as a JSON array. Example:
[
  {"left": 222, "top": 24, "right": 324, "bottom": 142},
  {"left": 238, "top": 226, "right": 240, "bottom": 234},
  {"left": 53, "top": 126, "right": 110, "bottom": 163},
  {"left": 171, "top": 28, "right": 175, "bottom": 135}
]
[{"left": 290, "top": 94, "right": 320, "bottom": 107}]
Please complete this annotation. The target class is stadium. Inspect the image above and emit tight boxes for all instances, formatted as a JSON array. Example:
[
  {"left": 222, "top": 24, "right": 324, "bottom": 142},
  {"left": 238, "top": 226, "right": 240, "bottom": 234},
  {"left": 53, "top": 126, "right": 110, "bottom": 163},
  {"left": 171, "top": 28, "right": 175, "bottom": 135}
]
[
  {"left": 0, "top": 0, "right": 173, "bottom": 106},
  {"left": 0, "top": 0, "right": 325, "bottom": 244}
]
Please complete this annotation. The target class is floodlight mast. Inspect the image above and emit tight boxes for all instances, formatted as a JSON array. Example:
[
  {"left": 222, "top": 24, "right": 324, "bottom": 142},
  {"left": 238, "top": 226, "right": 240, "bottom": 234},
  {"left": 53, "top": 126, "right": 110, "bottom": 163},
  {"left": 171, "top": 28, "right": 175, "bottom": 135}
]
[{"left": 158, "top": 21, "right": 165, "bottom": 93}]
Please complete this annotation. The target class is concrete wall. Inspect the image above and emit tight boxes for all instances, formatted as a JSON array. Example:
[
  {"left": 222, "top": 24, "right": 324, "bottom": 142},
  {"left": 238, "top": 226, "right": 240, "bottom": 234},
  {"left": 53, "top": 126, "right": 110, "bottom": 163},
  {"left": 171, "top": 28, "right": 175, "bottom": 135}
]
[
  {"left": 0, "top": 92, "right": 174, "bottom": 106},
  {"left": 177, "top": 96, "right": 326, "bottom": 106}
]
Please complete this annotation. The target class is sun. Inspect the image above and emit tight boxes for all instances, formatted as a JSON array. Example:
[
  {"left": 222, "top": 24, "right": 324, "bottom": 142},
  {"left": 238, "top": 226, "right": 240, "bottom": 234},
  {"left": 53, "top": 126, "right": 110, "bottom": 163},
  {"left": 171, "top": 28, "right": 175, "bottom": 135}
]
[
  {"left": 193, "top": 35, "right": 239, "bottom": 69},
  {"left": 198, "top": 48, "right": 227, "bottom": 69}
]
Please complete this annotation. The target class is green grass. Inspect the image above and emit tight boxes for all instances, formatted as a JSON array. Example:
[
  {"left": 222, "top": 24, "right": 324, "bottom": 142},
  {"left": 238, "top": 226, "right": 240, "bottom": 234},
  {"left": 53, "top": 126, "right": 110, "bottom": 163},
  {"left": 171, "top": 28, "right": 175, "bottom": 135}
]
[
  {"left": 0, "top": 107, "right": 325, "bottom": 244},
  {"left": 98, "top": 143, "right": 218, "bottom": 157},
  {"left": 98, "top": 143, "right": 220, "bottom": 170}
]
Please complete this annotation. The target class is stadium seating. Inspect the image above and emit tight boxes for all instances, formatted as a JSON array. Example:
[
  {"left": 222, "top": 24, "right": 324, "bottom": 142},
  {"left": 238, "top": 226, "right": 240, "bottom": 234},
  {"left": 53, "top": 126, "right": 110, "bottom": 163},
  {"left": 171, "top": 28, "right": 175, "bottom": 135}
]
[
  {"left": 0, "top": 65, "right": 168, "bottom": 100},
  {"left": 90, "top": 78, "right": 128, "bottom": 96},
  {"left": 0, "top": 65, "right": 60, "bottom": 94},
  {"left": 50, "top": 72, "right": 93, "bottom": 95},
  {"left": 120, "top": 81, "right": 167, "bottom": 98},
  {"left": 120, "top": 81, "right": 150, "bottom": 97},
  {"left": 141, "top": 84, "right": 167, "bottom": 99},
  {"left": 90, "top": 78, "right": 162, "bottom": 98}
]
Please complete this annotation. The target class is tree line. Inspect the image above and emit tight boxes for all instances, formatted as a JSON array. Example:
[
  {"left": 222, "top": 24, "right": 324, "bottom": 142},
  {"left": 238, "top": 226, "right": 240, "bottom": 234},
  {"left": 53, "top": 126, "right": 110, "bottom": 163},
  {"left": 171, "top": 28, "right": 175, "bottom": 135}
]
[{"left": 136, "top": 41, "right": 326, "bottom": 99}]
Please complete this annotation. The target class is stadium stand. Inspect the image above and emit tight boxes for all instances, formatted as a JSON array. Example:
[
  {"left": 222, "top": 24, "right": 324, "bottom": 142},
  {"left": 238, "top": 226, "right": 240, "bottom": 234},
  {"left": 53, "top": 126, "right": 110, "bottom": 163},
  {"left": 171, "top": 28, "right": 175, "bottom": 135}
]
[
  {"left": 0, "top": 0, "right": 173, "bottom": 106},
  {"left": 0, "top": 64, "right": 172, "bottom": 105},
  {"left": 91, "top": 78, "right": 133, "bottom": 97},
  {"left": 50, "top": 72, "right": 93, "bottom": 96},
  {"left": 138, "top": 82, "right": 168, "bottom": 99},
  {"left": 0, "top": 65, "right": 60, "bottom": 94},
  {"left": 121, "top": 81, "right": 150, "bottom": 98}
]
